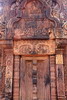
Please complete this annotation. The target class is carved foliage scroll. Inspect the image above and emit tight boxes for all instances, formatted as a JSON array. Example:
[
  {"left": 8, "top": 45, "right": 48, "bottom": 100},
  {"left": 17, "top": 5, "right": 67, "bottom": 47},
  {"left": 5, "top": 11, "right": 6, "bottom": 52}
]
[
  {"left": 13, "top": 1, "right": 54, "bottom": 39},
  {"left": 0, "top": 22, "right": 6, "bottom": 40},
  {"left": 7, "top": 0, "right": 56, "bottom": 39},
  {"left": 14, "top": 40, "right": 55, "bottom": 55},
  {"left": 0, "top": 47, "right": 5, "bottom": 99},
  {"left": 5, "top": 49, "right": 13, "bottom": 100},
  {"left": 0, "top": 66, "right": 5, "bottom": 99}
]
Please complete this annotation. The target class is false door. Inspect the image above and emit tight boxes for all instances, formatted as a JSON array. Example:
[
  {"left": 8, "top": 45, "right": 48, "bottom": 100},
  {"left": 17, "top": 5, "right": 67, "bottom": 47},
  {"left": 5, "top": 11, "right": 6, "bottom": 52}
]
[{"left": 20, "top": 56, "right": 50, "bottom": 100}]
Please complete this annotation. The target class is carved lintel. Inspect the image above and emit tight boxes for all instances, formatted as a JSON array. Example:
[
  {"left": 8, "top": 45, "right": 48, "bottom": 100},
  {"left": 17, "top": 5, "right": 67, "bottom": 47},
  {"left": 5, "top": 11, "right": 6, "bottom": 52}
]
[{"left": 14, "top": 40, "right": 55, "bottom": 55}]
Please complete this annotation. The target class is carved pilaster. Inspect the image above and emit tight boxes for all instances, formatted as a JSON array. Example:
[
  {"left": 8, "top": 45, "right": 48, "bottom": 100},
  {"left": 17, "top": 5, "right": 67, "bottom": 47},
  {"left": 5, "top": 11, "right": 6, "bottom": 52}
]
[
  {"left": 56, "top": 49, "right": 66, "bottom": 100},
  {"left": 5, "top": 49, "right": 13, "bottom": 100},
  {"left": 50, "top": 55, "right": 56, "bottom": 100},
  {"left": 64, "top": 46, "right": 67, "bottom": 99},
  {"left": 0, "top": 47, "right": 5, "bottom": 100},
  {"left": 13, "top": 56, "right": 20, "bottom": 100}
]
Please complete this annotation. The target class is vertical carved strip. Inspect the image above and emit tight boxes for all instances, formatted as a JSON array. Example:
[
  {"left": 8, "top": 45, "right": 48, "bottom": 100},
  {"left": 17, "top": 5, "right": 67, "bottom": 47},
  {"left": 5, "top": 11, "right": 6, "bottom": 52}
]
[
  {"left": 50, "top": 55, "right": 56, "bottom": 100},
  {"left": 5, "top": 49, "right": 13, "bottom": 100},
  {"left": 56, "top": 49, "right": 66, "bottom": 100},
  {"left": 64, "top": 46, "right": 67, "bottom": 99},
  {"left": 13, "top": 56, "right": 20, "bottom": 100},
  {"left": 0, "top": 47, "right": 5, "bottom": 99}
]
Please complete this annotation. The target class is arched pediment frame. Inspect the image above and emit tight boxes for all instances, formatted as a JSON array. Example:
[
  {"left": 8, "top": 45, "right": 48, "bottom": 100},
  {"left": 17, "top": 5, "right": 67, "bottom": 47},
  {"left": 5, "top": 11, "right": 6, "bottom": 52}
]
[{"left": 7, "top": 0, "right": 61, "bottom": 39}]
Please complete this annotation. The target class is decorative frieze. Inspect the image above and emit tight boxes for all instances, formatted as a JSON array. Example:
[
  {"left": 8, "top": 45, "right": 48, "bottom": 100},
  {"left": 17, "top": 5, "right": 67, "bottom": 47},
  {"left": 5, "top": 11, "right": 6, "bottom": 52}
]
[{"left": 14, "top": 40, "right": 55, "bottom": 55}]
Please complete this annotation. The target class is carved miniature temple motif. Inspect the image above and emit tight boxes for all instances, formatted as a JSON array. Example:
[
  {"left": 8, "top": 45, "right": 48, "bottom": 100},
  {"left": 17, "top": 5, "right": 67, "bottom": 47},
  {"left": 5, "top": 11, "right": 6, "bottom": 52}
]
[{"left": 0, "top": 0, "right": 67, "bottom": 100}]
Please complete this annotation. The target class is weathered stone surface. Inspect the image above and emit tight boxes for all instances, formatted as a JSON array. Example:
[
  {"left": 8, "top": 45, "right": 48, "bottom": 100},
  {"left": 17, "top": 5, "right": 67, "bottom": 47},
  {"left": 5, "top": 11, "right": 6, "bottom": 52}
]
[
  {"left": 14, "top": 40, "right": 55, "bottom": 55},
  {"left": 0, "top": 0, "right": 67, "bottom": 100}
]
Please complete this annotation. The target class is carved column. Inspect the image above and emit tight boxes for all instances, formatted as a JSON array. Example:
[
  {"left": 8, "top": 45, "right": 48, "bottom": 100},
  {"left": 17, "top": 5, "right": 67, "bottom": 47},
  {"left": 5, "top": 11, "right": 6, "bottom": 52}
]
[
  {"left": 56, "top": 49, "right": 66, "bottom": 100},
  {"left": 50, "top": 55, "right": 56, "bottom": 100},
  {"left": 5, "top": 49, "right": 13, "bottom": 100},
  {"left": 13, "top": 56, "right": 20, "bottom": 100}
]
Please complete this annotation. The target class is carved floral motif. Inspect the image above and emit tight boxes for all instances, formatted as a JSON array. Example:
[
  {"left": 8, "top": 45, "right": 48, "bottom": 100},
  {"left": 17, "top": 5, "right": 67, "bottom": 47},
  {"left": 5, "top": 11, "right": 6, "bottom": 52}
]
[
  {"left": 6, "top": 0, "right": 60, "bottom": 39},
  {"left": 0, "top": 22, "right": 6, "bottom": 39},
  {"left": 13, "top": 0, "right": 55, "bottom": 39},
  {"left": 62, "top": 22, "right": 67, "bottom": 36},
  {"left": 5, "top": 49, "right": 13, "bottom": 100},
  {"left": 0, "top": 66, "right": 5, "bottom": 99},
  {"left": 14, "top": 40, "right": 55, "bottom": 55}
]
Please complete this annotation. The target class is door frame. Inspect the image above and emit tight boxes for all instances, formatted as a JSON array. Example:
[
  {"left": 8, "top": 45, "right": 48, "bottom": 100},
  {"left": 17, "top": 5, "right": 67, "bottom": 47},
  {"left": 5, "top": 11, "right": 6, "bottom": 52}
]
[{"left": 19, "top": 56, "right": 51, "bottom": 100}]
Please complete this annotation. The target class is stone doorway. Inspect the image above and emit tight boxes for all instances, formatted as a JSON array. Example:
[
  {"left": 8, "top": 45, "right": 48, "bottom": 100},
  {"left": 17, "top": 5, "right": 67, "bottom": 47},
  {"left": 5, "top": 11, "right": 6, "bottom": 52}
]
[{"left": 20, "top": 56, "right": 50, "bottom": 100}]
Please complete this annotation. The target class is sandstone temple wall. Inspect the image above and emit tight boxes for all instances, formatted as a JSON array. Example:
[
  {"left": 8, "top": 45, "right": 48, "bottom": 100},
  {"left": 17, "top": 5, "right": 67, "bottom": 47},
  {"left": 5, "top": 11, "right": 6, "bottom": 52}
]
[{"left": 0, "top": 0, "right": 67, "bottom": 100}]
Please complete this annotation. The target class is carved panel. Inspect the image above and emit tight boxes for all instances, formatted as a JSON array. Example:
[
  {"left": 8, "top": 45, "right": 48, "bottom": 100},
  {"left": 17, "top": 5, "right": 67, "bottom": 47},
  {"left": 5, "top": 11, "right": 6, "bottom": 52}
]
[
  {"left": 0, "top": 22, "right": 6, "bottom": 39},
  {"left": 62, "top": 22, "right": 67, "bottom": 38},
  {"left": 5, "top": 49, "right": 13, "bottom": 100},
  {"left": 13, "top": 0, "right": 54, "bottom": 39},
  {"left": 56, "top": 54, "right": 63, "bottom": 64},
  {"left": 6, "top": 0, "right": 60, "bottom": 39},
  {"left": 0, "top": 66, "right": 5, "bottom": 99},
  {"left": 14, "top": 40, "right": 55, "bottom": 55},
  {"left": 14, "top": 19, "right": 54, "bottom": 39},
  {"left": 56, "top": 53, "right": 66, "bottom": 99}
]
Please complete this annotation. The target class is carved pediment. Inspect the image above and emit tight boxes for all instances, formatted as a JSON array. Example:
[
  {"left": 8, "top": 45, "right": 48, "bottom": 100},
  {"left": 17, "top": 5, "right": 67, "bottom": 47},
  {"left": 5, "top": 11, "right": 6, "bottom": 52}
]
[
  {"left": 7, "top": 0, "right": 60, "bottom": 40},
  {"left": 14, "top": 18, "right": 54, "bottom": 39}
]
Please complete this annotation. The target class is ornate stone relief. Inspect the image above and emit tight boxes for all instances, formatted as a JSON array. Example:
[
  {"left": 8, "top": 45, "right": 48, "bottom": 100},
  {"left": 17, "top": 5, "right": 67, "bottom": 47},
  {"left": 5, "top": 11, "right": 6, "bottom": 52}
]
[
  {"left": 62, "top": 22, "right": 67, "bottom": 37},
  {"left": 0, "top": 66, "right": 5, "bottom": 99},
  {"left": 5, "top": 49, "right": 13, "bottom": 100},
  {"left": 14, "top": 40, "right": 55, "bottom": 55},
  {"left": 7, "top": 0, "right": 61, "bottom": 39},
  {"left": 0, "top": 22, "right": 6, "bottom": 39}
]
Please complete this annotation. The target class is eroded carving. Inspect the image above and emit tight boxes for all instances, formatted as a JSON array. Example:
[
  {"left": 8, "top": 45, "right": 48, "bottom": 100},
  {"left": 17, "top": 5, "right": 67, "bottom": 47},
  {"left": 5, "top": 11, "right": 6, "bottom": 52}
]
[
  {"left": 0, "top": 66, "right": 5, "bottom": 99},
  {"left": 14, "top": 40, "right": 55, "bottom": 55},
  {"left": 36, "top": 43, "right": 49, "bottom": 54},
  {"left": 7, "top": 0, "right": 61, "bottom": 39},
  {"left": 0, "top": 22, "right": 6, "bottom": 39},
  {"left": 62, "top": 22, "right": 67, "bottom": 36},
  {"left": 5, "top": 49, "right": 13, "bottom": 100}
]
